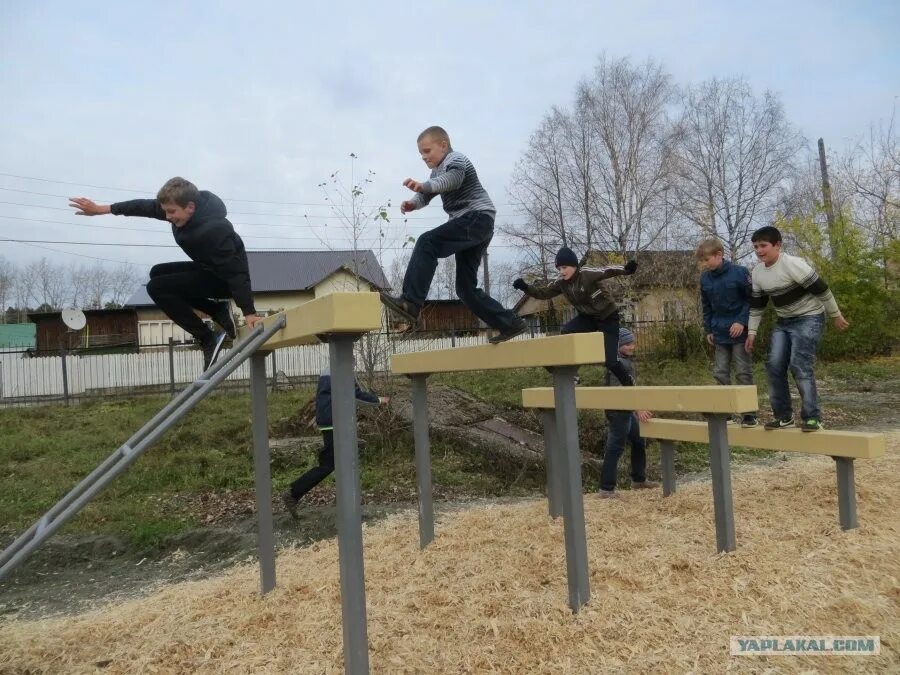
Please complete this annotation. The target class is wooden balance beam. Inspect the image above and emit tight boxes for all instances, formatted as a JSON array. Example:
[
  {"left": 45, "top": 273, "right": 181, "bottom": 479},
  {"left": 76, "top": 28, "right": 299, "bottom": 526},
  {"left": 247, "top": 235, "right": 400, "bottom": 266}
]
[
  {"left": 391, "top": 333, "right": 606, "bottom": 613},
  {"left": 239, "top": 291, "right": 383, "bottom": 349},
  {"left": 522, "top": 385, "right": 758, "bottom": 553},
  {"left": 640, "top": 419, "right": 886, "bottom": 531},
  {"left": 241, "top": 292, "right": 382, "bottom": 674}
]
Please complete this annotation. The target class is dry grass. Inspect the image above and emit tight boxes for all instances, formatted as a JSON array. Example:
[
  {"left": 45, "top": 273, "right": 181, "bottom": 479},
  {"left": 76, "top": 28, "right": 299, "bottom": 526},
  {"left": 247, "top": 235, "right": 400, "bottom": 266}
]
[{"left": 2, "top": 434, "right": 898, "bottom": 673}]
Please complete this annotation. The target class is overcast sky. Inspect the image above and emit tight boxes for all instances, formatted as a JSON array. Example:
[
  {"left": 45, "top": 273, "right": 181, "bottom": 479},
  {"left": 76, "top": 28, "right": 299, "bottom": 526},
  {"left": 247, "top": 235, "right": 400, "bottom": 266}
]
[{"left": 1, "top": 0, "right": 897, "bottom": 278}]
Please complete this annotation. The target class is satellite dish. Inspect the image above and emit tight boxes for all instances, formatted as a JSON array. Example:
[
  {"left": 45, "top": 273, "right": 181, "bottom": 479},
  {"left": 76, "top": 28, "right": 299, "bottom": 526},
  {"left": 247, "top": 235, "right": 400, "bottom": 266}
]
[{"left": 61, "top": 308, "right": 87, "bottom": 331}]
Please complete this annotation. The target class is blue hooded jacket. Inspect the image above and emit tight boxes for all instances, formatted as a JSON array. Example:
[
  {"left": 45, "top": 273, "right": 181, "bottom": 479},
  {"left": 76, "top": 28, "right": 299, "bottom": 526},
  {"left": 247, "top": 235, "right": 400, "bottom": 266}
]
[
  {"left": 315, "top": 375, "right": 380, "bottom": 429},
  {"left": 700, "top": 260, "right": 752, "bottom": 345}
]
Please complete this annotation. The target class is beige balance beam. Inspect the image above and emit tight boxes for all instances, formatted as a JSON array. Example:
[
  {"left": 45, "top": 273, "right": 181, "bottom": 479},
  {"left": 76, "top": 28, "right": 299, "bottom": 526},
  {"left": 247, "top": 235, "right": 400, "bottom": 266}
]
[
  {"left": 238, "top": 292, "right": 383, "bottom": 349},
  {"left": 390, "top": 333, "right": 605, "bottom": 374},
  {"left": 639, "top": 419, "right": 885, "bottom": 459},
  {"left": 521, "top": 385, "right": 758, "bottom": 414}
]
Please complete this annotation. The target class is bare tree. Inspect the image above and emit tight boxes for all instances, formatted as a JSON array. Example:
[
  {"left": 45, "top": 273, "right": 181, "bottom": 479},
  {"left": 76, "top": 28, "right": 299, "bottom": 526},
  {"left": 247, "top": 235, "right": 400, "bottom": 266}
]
[
  {"left": 577, "top": 55, "right": 680, "bottom": 255},
  {"left": 841, "top": 109, "right": 900, "bottom": 248},
  {"left": 507, "top": 110, "right": 572, "bottom": 250},
  {"left": 675, "top": 77, "right": 804, "bottom": 259},
  {"left": 107, "top": 263, "right": 140, "bottom": 306},
  {"left": 84, "top": 264, "right": 114, "bottom": 308},
  {"left": 0, "top": 256, "right": 13, "bottom": 322},
  {"left": 434, "top": 257, "right": 455, "bottom": 299},
  {"left": 29, "top": 258, "right": 68, "bottom": 310}
]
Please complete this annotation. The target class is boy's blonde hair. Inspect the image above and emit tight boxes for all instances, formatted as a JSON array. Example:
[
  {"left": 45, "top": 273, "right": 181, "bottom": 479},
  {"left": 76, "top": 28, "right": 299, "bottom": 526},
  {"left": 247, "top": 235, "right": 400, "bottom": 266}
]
[
  {"left": 417, "top": 126, "right": 451, "bottom": 146},
  {"left": 157, "top": 177, "right": 200, "bottom": 207},
  {"left": 695, "top": 238, "right": 724, "bottom": 260}
]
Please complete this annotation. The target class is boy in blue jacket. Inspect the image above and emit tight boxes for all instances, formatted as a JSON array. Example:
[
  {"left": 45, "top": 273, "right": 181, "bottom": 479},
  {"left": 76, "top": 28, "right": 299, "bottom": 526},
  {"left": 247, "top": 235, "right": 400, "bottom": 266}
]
[
  {"left": 696, "top": 239, "right": 758, "bottom": 427},
  {"left": 282, "top": 372, "right": 386, "bottom": 518}
]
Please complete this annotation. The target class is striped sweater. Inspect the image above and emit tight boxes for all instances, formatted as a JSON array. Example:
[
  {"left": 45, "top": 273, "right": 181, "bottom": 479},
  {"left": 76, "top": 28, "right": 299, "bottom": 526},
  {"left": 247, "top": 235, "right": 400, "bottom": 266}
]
[
  {"left": 409, "top": 150, "right": 496, "bottom": 219},
  {"left": 748, "top": 252, "right": 842, "bottom": 335}
]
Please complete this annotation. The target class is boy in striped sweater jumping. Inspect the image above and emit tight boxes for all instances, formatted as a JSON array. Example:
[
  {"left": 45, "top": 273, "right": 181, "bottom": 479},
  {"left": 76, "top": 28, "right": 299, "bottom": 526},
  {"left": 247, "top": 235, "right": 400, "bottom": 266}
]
[{"left": 745, "top": 226, "right": 850, "bottom": 431}]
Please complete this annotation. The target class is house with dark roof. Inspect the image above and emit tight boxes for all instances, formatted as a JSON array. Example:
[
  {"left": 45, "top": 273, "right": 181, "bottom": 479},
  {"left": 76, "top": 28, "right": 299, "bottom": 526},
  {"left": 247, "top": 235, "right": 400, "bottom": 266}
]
[
  {"left": 126, "top": 250, "right": 389, "bottom": 346},
  {"left": 515, "top": 249, "right": 700, "bottom": 327}
]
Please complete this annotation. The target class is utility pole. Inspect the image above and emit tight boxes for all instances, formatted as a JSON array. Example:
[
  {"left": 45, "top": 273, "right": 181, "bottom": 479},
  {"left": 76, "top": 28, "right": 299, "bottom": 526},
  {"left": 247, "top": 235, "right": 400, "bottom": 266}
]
[
  {"left": 482, "top": 250, "right": 491, "bottom": 295},
  {"left": 818, "top": 138, "right": 839, "bottom": 255}
]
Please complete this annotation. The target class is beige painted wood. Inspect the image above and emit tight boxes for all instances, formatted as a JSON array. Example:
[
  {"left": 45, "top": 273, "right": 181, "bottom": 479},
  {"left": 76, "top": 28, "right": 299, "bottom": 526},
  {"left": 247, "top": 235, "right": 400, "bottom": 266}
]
[
  {"left": 639, "top": 419, "right": 885, "bottom": 459},
  {"left": 239, "top": 292, "right": 382, "bottom": 348},
  {"left": 521, "top": 385, "right": 758, "bottom": 414},
  {"left": 390, "top": 333, "right": 605, "bottom": 374}
]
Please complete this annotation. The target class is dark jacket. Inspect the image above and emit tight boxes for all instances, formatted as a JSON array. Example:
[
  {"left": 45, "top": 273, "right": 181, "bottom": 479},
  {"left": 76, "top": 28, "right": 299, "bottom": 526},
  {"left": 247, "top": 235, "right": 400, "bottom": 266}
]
[
  {"left": 604, "top": 354, "right": 636, "bottom": 387},
  {"left": 700, "top": 260, "right": 751, "bottom": 345},
  {"left": 111, "top": 191, "right": 256, "bottom": 315},
  {"left": 523, "top": 265, "right": 629, "bottom": 319},
  {"left": 315, "top": 375, "right": 379, "bottom": 429}
]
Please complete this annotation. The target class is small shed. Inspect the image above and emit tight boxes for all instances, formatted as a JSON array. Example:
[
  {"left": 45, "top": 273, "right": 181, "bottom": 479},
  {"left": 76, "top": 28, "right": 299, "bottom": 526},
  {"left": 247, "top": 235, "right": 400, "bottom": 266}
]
[{"left": 28, "top": 308, "right": 139, "bottom": 351}]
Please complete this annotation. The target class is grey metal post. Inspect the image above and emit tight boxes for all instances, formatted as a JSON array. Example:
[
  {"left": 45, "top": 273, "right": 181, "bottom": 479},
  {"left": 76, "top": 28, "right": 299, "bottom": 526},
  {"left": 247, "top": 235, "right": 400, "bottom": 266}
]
[
  {"left": 60, "top": 346, "right": 70, "bottom": 406},
  {"left": 834, "top": 457, "right": 858, "bottom": 530},
  {"left": 271, "top": 350, "right": 277, "bottom": 393},
  {"left": 329, "top": 335, "right": 370, "bottom": 675},
  {"left": 660, "top": 440, "right": 676, "bottom": 497},
  {"left": 168, "top": 337, "right": 176, "bottom": 397},
  {"left": 706, "top": 414, "right": 736, "bottom": 552},
  {"left": 249, "top": 351, "right": 276, "bottom": 594},
  {"left": 410, "top": 374, "right": 434, "bottom": 548},
  {"left": 541, "top": 409, "right": 563, "bottom": 519},
  {"left": 551, "top": 366, "right": 590, "bottom": 612}
]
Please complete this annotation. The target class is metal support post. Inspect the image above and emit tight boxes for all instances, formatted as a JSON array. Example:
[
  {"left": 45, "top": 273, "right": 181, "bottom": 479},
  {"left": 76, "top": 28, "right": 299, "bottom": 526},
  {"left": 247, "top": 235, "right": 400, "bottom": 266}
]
[
  {"left": 249, "top": 351, "right": 276, "bottom": 594},
  {"left": 706, "top": 414, "right": 736, "bottom": 552},
  {"left": 541, "top": 409, "right": 563, "bottom": 519},
  {"left": 329, "top": 335, "right": 370, "bottom": 675},
  {"left": 168, "top": 337, "right": 176, "bottom": 397},
  {"left": 551, "top": 366, "right": 590, "bottom": 612},
  {"left": 410, "top": 374, "right": 434, "bottom": 548},
  {"left": 660, "top": 440, "right": 676, "bottom": 497},
  {"left": 834, "top": 457, "right": 858, "bottom": 530},
  {"left": 60, "top": 347, "right": 70, "bottom": 406}
]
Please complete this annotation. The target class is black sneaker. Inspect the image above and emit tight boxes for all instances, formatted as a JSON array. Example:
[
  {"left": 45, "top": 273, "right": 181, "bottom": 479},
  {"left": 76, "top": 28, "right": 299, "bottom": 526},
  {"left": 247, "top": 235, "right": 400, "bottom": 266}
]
[
  {"left": 741, "top": 415, "right": 760, "bottom": 428},
  {"left": 764, "top": 417, "right": 794, "bottom": 430},
  {"left": 201, "top": 331, "right": 227, "bottom": 372},
  {"left": 281, "top": 491, "right": 300, "bottom": 520},
  {"left": 800, "top": 419, "right": 823, "bottom": 432},
  {"left": 488, "top": 318, "right": 528, "bottom": 344},
  {"left": 209, "top": 301, "right": 237, "bottom": 339},
  {"left": 379, "top": 293, "right": 419, "bottom": 323},
  {"left": 573, "top": 375, "right": 581, "bottom": 385}
]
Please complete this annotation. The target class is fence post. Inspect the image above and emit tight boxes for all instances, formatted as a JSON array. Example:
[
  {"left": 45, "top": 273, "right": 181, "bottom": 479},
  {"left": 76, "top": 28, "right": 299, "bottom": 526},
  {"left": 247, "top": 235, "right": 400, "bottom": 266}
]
[
  {"left": 271, "top": 350, "right": 277, "bottom": 393},
  {"left": 59, "top": 346, "right": 70, "bottom": 407},
  {"left": 451, "top": 330, "right": 456, "bottom": 348},
  {"left": 168, "top": 338, "right": 175, "bottom": 397}
]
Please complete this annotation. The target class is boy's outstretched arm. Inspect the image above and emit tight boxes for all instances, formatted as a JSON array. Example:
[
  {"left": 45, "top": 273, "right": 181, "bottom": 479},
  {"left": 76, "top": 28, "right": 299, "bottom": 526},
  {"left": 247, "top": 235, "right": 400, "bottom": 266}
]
[
  {"left": 70, "top": 196, "right": 167, "bottom": 220},
  {"left": 513, "top": 277, "right": 563, "bottom": 300},
  {"left": 579, "top": 260, "right": 637, "bottom": 284}
]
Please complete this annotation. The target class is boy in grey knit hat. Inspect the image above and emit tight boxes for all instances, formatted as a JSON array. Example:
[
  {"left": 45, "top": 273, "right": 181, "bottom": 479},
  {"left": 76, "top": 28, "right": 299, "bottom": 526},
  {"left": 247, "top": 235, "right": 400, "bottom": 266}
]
[{"left": 598, "top": 327, "right": 658, "bottom": 497}]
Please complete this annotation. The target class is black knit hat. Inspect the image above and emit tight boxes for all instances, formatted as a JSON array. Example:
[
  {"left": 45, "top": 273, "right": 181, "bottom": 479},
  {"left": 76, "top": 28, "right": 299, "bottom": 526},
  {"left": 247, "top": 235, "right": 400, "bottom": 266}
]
[{"left": 555, "top": 246, "right": 579, "bottom": 268}]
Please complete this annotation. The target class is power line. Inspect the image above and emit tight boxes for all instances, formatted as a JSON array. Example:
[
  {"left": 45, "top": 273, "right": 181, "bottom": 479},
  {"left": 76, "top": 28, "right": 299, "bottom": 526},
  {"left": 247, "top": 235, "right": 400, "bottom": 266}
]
[
  {"left": 0, "top": 171, "right": 522, "bottom": 207},
  {"left": 0, "top": 236, "right": 524, "bottom": 251},
  {"left": 0, "top": 192, "right": 489, "bottom": 224},
  {"left": 6, "top": 240, "right": 149, "bottom": 266}
]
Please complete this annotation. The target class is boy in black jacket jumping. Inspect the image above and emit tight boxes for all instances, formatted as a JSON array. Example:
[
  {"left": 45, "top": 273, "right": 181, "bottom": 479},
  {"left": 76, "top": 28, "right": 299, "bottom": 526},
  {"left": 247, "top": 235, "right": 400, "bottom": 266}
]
[
  {"left": 513, "top": 247, "right": 638, "bottom": 385},
  {"left": 70, "top": 177, "right": 262, "bottom": 371}
]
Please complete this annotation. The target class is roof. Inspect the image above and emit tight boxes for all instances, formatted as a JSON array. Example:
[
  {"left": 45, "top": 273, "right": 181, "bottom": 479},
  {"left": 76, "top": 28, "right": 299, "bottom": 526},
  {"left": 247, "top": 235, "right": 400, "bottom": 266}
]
[{"left": 126, "top": 250, "right": 389, "bottom": 307}]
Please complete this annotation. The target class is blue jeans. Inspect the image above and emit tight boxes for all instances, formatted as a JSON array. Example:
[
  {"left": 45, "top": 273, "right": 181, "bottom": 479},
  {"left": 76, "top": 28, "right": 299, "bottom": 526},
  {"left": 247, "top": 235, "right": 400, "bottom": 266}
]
[
  {"left": 766, "top": 314, "right": 825, "bottom": 422},
  {"left": 401, "top": 211, "right": 517, "bottom": 331},
  {"left": 600, "top": 411, "right": 646, "bottom": 491}
]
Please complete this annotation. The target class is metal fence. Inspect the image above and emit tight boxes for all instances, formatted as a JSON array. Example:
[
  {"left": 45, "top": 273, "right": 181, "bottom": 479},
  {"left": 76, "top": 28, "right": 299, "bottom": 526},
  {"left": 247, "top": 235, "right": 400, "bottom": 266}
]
[{"left": 0, "top": 319, "right": 703, "bottom": 407}]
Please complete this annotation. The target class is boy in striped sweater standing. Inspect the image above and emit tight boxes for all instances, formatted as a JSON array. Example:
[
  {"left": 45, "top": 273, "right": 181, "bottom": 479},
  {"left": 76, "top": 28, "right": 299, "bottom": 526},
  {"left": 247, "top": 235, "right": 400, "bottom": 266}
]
[{"left": 745, "top": 226, "right": 850, "bottom": 431}]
